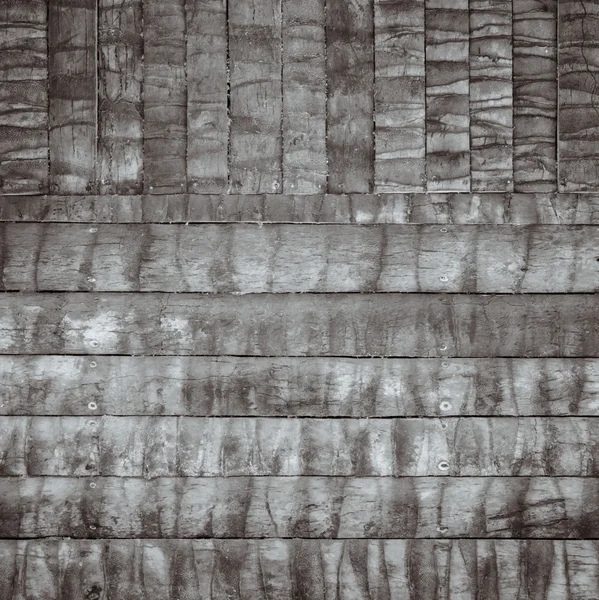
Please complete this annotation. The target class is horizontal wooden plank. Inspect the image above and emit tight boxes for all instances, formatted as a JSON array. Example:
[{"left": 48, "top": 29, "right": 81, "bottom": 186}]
[
  {"left": 2, "top": 476, "right": 599, "bottom": 538},
  {"left": 2, "top": 223, "right": 598, "bottom": 293},
  {"left": 2, "top": 539, "right": 598, "bottom": 599},
  {"left": 2, "top": 356, "right": 599, "bottom": 417},
  {"left": 3, "top": 416, "right": 599, "bottom": 477}
]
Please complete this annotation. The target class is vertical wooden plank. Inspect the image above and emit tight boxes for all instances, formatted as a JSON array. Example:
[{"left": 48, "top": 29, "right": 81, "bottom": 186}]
[
  {"left": 282, "top": 0, "right": 327, "bottom": 193},
  {"left": 559, "top": 0, "right": 599, "bottom": 192},
  {"left": 229, "top": 0, "right": 282, "bottom": 194},
  {"left": 0, "top": 0, "right": 48, "bottom": 195},
  {"left": 48, "top": 0, "right": 97, "bottom": 195},
  {"left": 326, "top": 0, "right": 374, "bottom": 193},
  {"left": 97, "top": 0, "right": 144, "bottom": 194},
  {"left": 143, "top": 0, "right": 187, "bottom": 194},
  {"left": 186, "top": 0, "right": 228, "bottom": 193},
  {"left": 425, "top": 0, "right": 470, "bottom": 191},
  {"left": 374, "top": 0, "right": 425, "bottom": 192},
  {"left": 469, "top": 0, "right": 513, "bottom": 191},
  {"left": 513, "top": 0, "right": 557, "bottom": 192}
]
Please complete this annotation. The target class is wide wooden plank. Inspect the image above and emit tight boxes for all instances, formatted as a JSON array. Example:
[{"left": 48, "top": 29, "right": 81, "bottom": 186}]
[
  {"left": 2, "top": 539, "right": 599, "bottom": 599},
  {"left": 0, "top": 0, "right": 48, "bottom": 195},
  {"left": 97, "top": 0, "right": 144, "bottom": 194},
  {"left": 48, "top": 0, "right": 97, "bottom": 195},
  {"left": 229, "top": 0, "right": 282, "bottom": 194},
  {"left": 374, "top": 0, "right": 425, "bottom": 192},
  {"left": 513, "top": 0, "right": 557, "bottom": 192},
  {"left": 143, "top": 0, "right": 187, "bottom": 194},
  {"left": 559, "top": 0, "right": 599, "bottom": 192},
  {"left": 186, "top": 0, "right": 228, "bottom": 193},
  {"left": 469, "top": 0, "right": 513, "bottom": 191},
  {"left": 326, "top": 0, "right": 374, "bottom": 193}
]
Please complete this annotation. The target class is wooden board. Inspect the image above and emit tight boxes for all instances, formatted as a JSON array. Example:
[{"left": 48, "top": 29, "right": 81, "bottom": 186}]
[{"left": 2, "top": 223, "right": 599, "bottom": 293}]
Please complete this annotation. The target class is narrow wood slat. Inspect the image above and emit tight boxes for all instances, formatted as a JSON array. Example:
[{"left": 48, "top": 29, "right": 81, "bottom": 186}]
[
  {"left": 0, "top": 293, "right": 597, "bottom": 357},
  {"left": 97, "top": 0, "right": 144, "bottom": 194},
  {"left": 0, "top": 0, "right": 48, "bottom": 195},
  {"left": 143, "top": 0, "right": 187, "bottom": 194},
  {"left": 513, "top": 0, "right": 557, "bottom": 192},
  {"left": 48, "top": 0, "right": 97, "bottom": 195},
  {"left": 2, "top": 223, "right": 599, "bottom": 293},
  {"left": 559, "top": 0, "right": 599, "bottom": 192},
  {"left": 229, "top": 0, "right": 282, "bottom": 193},
  {"left": 1, "top": 539, "right": 599, "bottom": 599},
  {"left": 326, "top": 0, "right": 374, "bottom": 193},
  {"left": 374, "top": 0, "right": 425, "bottom": 192}
]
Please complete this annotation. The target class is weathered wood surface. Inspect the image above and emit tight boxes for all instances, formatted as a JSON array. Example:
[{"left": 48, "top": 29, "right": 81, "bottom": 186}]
[
  {"left": 374, "top": 0, "right": 425, "bottom": 192},
  {"left": 0, "top": 0, "right": 48, "bottom": 195},
  {"left": 559, "top": 0, "right": 599, "bottom": 193},
  {"left": 3, "top": 356, "right": 599, "bottom": 417},
  {"left": 326, "top": 0, "right": 374, "bottom": 193},
  {"left": 2, "top": 223, "right": 599, "bottom": 293},
  {"left": 1, "top": 293, "right": 598, "bottom": 357},
  {"left": 513, "top": 0, "right": 557, "bottom": 192},
  {"left": 48, "top": 0, "right": 97, "bottom": 195},
  {"left": 2, "top": 539, "right": 599, "bottom": 600}
]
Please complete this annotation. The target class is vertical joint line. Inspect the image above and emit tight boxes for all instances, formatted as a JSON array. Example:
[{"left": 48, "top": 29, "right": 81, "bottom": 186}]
[
  {"left": 226, "top": 0, "right": 231, "bottom": 193},
  {"left": 556, "top": 0, "right": 560, "bottom": 191},
  {"left": 324, "top": 0, "right": 329, "bottom": 193},
  {"left": 94, "top": 0, "right": 100, "bottom": 194},
  {"left": 183, "top": 0, "right": 189, "bottom": 194},
  {"left": 280, "top": 0, "right": 284, "bottom": 193},
  {"left": 371, "top": 0, "right": 375, "bottom": 193},
  {"left": 467, "top": 0, "right": 473, "bottom": 194},
  {"left": 140, "top": 0, "right": 145, "bottom": 195},
  {"left": 46, "top": 0, "right": 51, "bottom": 193},
  {"left": 424, "top": 1, "right": 428, "bottom": 190}
]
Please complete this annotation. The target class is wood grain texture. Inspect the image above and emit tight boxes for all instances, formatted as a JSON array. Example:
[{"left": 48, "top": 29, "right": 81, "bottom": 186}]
[
  {"left": 229, "top": 0, "right": 282, "bottom": 194},
  {"left": 326, "top": 0, "right": 374, "bottom": 193},
  {"left": 3, "top": 356, "right": 599, "bottom": 417},
  {"left": 143, "top": 0, "right": 187, "bottom": 194},
  {"left": 186, "top": 0, "right": 228, "bottom": 193},
  {"left": 0, "top": 0, "right": 48, "bottom": 195},
  {"left": 2, "top": 223, "right": 599, "bottom": 293},
  {"left": 513, "top": 0, "right": 557, "bottom": 192},
  {"left": 0, "top": 293, "right": 598, "bottom": 357},
  {"left": 374, "top": 0, "right": 425, "bottom": 192},
  {"left": 48, "top": 0, "right": 97, "bottom": 195},
  {"left": 469, "top": 0, "right": 513, "bottom": 192},
  {"left": 97, "top": 0, "right": 144, "bottom": 195},
  {"left": 559, "top": 0, "right": 599, "bottom": 192},
  {"left": 425, "top": 0, "right": 470, "bottom": 191}
]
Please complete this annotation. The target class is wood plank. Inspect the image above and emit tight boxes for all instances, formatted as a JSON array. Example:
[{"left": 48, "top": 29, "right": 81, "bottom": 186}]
[
  {"left": 229, "top": 0, "right": 282, "bottom": 194},
  {"left": 0, "top": 293, "right": 597, "bottom": 357},
  {"left": 559, "top": 0, "right": 599, "bottom": 192},
  {"left": 469, "top": 0, "right": 513, "bottom": 191},
  {"left": 48, "top": 0, "right": 97, "bottom": 195},
  {"left": 373, "top": 0, "right": 425, "bottom": 192},
  {"left": 425, "top": 0, "right": 470, "bottom": 191},
  {"left": 186, "top": 0, "right": 228, "bottom": 193},
  {"left": 326, "top": 0, "right": 374, "bottom": 193},
  {"left": 0, "top": 0, "right": 48, "bottom": 195},
  {"left": 2, "top": 476, "right": 599, "bottom": 538},
  {"left": 513, "top": 0, "right": 557, "bottom": 192},
  {"left": 281, "top": 0, "right": 327, "bottom": 193},
  {"left": 97, "top": 0, "right": 144, "bottom": 194},
  {"left": 2, "top": 356, "right": 599, "bottom": 417},
  {"left": 2, "top": 223, "right": 599, "bottom": 293},
  {"left": 1, "top": 539, "right": 599, "bottom": 599},
  {"left": 143, "top": 0, "right": 187, "bottom": 194}
]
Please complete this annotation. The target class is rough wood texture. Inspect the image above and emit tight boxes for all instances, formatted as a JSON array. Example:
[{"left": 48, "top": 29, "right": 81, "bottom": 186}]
[
  {"left": 469, "top": 0, "right": 513, "bottom": 191},
  {"left": 48, "top": 0, "right": 97, "bottom": 195},
  {"left": 97, "top": 0, "right": 144, "bottom": 195},
  {"left": 229, "top": 0, "right": 282, "bottom": 194},
  {"left": 559, "top": 0, "right": 599, "bottom": 192},
  {"left": 425, "top": 0, "right": 470, "bottom": 191},
  {"left": 0, "top": 0, "right": 48, "bottom": 195},
  {"left": 0, "top": 293, "right": 598, "bottom": 357},
  {"left": 513, "top": 0, "right": 557, "bottom": 192},
  {"left": 2, "top": 223, "right": 599, "bottom": 293},
  {"left": 186, "top": 0, "right": 228, "bottom": 193},
  {"left": 374, "top": 0, "right": 425, "bottom": 192},
  {"left": 326, "top": 0, "right": 374, "bottom": 193},
  {"left": 143, "top": 0, "right": 187, "bottom": 194}
]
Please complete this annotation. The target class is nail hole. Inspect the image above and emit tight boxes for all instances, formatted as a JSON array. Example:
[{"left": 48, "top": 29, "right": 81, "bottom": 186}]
[
  {"left": 437, "top": 460, "right": 450, "bottom": 471},
  {"left": 439, "top": 276, "right": 448, "bottom": 282},
  {"left": 87, "top": 420, "right": 96, "bottom": 427},
  {"left": 89, "top": 227, "right": 98, "bottom": 233},
  {"left": 90, "top": 361, "right": 97, "bottom": 368},
  {"left": 440, "top": 227, "right": 448, "bottom": 232},
  {"left": 87, "top": 277, "right": 96, "bottom": 283},
  {"left": 90, "top": 340, "right": 99, "bottom": 348},
  {"left": 436, "top": 525, "right": 448, "bottom": 534},
  {"left": 89, "top": 482, "right": 96, "bottom": 489},
  {"left": 441, "top": 361, "right": 449, "bottom": 367},
  {"left": 439, "top": 344, "right": 447, "bottom": 351},
  {"left": 88, "top": 402, "right": 97, "bottom": 411},
  {"left": 440, "top": 401, "right": 452, "bottom": 411},
  {"left": 440, "top": 422, "right": 448, "bottom": 430}
]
